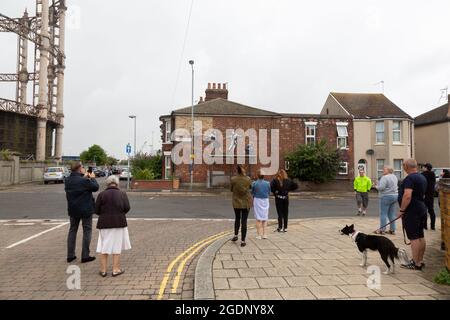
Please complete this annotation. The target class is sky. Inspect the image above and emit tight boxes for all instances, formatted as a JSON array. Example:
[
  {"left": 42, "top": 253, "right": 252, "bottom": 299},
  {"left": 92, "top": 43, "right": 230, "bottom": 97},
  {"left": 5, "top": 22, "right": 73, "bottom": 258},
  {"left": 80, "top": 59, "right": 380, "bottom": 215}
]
[{"left": 1, "top": 0, "right": 449, "bottom": 159}]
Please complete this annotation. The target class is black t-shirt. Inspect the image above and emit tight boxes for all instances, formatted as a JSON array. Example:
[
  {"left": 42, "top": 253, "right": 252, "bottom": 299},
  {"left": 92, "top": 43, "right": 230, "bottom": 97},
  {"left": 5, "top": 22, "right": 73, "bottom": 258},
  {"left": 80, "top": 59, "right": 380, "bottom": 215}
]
[{"left": 398, "top": 172, "right": 427, "bottom": 214}]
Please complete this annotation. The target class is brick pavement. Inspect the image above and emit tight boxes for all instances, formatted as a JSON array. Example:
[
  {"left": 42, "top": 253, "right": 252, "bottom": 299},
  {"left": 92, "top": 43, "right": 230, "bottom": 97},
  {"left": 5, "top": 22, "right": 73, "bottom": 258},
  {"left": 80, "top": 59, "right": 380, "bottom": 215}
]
[
  {"left": 211, "top": 217, "right": 450, "bottom": 300},
  {"left": 0, "top": 219, "right": 228, "bottom": 300}
]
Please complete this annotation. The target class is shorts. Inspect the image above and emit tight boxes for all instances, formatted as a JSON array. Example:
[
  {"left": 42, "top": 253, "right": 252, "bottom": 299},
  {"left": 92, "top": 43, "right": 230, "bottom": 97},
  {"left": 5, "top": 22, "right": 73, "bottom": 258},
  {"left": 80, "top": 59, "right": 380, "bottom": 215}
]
[{"left": 403, "top": 209, "right": 426, "bottom": 240}]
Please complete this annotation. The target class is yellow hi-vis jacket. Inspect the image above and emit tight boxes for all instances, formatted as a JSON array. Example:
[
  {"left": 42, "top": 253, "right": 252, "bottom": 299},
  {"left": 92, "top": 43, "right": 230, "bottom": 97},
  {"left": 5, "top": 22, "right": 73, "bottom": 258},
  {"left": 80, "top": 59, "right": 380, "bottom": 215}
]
[{"left": 354, "top": 176, "right": 372, "bottom": 193}]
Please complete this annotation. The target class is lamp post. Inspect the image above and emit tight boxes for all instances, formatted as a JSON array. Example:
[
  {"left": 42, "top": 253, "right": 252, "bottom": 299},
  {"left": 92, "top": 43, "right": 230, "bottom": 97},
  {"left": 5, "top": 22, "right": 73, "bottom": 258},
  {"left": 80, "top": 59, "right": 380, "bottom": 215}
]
[
  {"left": 128, "top": 115, "right": 137, "bottom": 157},
  {"left": 189, "top": 60, "right": 194, "bottom": 190}
]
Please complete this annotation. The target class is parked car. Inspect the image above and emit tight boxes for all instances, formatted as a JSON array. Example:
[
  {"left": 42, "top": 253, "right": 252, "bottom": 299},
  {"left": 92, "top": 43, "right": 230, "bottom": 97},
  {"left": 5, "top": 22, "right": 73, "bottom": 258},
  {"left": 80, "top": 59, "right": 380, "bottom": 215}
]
[
  {"left": 94, "top": 168, "right": 106, "bottom": 177},
  {"left": 119, "top": 168, "right": 132, "bottom": 180},
  {"left": 433, "top": 168, "right": 449, "bottom": 196},
  {"left": 44, "top": 167, "right": 69, "bottom": 184}
]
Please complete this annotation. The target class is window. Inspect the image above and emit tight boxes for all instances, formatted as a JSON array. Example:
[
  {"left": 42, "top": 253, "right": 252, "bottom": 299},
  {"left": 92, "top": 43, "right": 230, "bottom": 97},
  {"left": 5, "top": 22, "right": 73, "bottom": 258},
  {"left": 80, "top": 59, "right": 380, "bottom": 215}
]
[
  {"left": 305, "top": 125, "right": 316, "bottom": 145},
  {"left": 394, "top": 159, "right": 403, "bottom": 180},
  {"left": 165, "top": 120, "right": 172, "bottom": 143},
  {"left": 337, "top": 125, "right": 348, "bottom": 149},
  {"left": 376, "top": 159, "right": 385, "bottom": 179},
  {"left": 164, "top": 156, "right": 171, "bottom": 179},
  {"left": 376, "top": 121, "right": 385, "bottom": 144},
  {"left": 338, "top": 162, "right": 348, "bottom": 175},
  {"left": 393, "top": 121, "right": 401, "bottom": 143}
]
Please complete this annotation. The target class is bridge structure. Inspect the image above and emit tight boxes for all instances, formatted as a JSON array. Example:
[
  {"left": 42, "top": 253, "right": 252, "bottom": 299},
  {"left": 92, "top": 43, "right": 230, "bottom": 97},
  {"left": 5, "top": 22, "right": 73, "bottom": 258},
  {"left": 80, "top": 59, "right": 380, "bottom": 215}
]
[{"left": 0, "top": 0, "right": 66, "bottom": 160}]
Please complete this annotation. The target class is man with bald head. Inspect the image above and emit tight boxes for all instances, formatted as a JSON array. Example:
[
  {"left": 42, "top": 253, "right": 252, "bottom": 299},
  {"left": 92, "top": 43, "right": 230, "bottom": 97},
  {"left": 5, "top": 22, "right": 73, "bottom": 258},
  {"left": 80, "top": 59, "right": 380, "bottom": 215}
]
[{"left": 398, "top": 158, "right": 427, "bottom": 270}]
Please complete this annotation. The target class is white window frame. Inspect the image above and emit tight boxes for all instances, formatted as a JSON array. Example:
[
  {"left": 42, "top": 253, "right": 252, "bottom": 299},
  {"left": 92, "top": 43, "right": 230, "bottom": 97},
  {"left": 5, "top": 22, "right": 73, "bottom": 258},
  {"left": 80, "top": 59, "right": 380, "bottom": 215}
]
[
  {"left": 165, "top": 120, "right": 172, "bottom": 143},
  {"left": 376, "top": 159, "right": 385, "bottom": 180},
  {"left": 164, "top": 156, "right": 171, "bottom": 179},
  {"left": 394, "top": 159, "right": 403, "bottom": 180},
  {"left": 392, "top": 121, "right": 401, "bottom": 144},
  {"left": 336, "top": 125, "right": 348, "bottom": 149},
  {"left": 376, "top": 121, "right": 385, "bottom": 144},
  {"left": 305, "top": 125, "right": 316, "bottom": 145},
  {"left": 338, "top": 162, "right": 348, "bottom": 175}
]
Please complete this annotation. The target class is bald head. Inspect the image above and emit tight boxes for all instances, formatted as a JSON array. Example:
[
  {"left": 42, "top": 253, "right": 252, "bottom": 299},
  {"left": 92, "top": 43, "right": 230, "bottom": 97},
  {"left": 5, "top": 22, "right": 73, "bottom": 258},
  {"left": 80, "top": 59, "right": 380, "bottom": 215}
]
[{"left": 403, "top": 158, "right": 418, "bottom": 174}]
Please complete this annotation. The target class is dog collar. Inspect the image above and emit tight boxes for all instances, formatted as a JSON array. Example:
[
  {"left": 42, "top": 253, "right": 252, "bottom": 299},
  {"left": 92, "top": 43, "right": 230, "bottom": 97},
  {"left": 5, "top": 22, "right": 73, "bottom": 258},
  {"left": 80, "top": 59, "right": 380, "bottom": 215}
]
[{"left": 351, "top": 231, "right": 360, "bottom": 242}]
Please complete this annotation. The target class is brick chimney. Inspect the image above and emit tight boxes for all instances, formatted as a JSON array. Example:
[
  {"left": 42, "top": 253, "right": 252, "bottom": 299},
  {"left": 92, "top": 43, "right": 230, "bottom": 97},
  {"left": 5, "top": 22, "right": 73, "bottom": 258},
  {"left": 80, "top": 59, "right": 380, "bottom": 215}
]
[{"left": 205, "top": 82, "right": 228, "bottom": 102}]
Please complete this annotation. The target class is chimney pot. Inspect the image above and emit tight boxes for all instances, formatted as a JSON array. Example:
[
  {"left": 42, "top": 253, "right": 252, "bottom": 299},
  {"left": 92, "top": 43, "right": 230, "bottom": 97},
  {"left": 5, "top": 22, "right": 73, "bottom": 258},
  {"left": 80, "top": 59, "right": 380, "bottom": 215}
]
[
  {"left": 223, "top": 83, "right": 227, "bottom": 90},
  {"left": 213, "top": 83, "right": 216, "bottom": 89},
  {"left": 218, "top": 83, "right": 221, "bottom": 90},
  {"left": 208, "top": 83, "right": 211, "bottom": 89}
]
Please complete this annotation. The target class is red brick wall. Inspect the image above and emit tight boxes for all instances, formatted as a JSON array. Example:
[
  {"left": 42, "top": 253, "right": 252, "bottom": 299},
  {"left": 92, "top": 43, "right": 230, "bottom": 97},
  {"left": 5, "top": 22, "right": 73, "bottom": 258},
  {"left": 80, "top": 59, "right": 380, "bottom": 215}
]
[{"left": 163, "top": 115, "right": 354, "bottom": 184}]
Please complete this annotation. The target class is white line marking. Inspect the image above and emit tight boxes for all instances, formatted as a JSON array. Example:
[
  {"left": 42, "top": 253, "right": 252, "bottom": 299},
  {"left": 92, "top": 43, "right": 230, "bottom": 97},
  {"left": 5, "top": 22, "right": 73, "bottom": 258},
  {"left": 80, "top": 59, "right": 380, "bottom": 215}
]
[
  {"left": 6, "top": 222, "right": 69, "bottom": 249},
  {"left": 4, "top": 223, "right": 35, "bottom": 226}
]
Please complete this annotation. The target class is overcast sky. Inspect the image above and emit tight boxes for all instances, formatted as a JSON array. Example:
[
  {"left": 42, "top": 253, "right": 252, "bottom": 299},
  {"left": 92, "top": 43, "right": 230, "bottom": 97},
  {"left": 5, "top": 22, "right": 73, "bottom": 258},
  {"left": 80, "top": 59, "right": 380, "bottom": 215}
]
[{"left": 1, "top": 0, "right": 449, "bottom": 159}]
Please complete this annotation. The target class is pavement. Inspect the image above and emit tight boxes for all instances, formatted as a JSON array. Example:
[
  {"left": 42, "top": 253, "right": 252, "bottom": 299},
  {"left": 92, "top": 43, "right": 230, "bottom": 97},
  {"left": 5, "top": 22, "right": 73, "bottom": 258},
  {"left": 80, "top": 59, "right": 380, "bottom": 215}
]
[{"left": 196, "top": 217, "right": 450, "bottom": 300}]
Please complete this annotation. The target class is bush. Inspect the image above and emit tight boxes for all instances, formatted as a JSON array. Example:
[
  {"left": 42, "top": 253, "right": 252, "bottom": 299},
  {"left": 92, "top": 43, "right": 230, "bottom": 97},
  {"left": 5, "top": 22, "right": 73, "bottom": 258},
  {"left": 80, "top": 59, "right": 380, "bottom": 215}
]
[
  {"left": 0, "top": 149, "right": 12, "bottom": 161},
  {"left": 132, "top": 168, "right": 156, "bottom": 180},
  {"left": 434, "top": 268, "right": 450, "bottom": 286},
  {"left": 285, "top": 140, "right": 342, "bottom": 183},
  {"left": 131, "top": 152, "right": 162, "bottom": 180}
]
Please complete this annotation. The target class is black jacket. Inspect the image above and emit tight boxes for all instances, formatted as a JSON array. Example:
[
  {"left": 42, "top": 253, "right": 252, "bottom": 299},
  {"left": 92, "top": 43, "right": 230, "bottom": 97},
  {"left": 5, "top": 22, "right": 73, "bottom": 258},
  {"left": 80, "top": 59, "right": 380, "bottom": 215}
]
[
  {"left": 95, "top": 186, "right": 130, "bottom": 229},
  {"left": 421, "top": 171, "right": 436, "bottom": 198},
  {"left": 64, "top": 172, "right": 99, "bottom": 218},
  {"left": 270, "top": 178, "right": 298, "bottom": 198}
]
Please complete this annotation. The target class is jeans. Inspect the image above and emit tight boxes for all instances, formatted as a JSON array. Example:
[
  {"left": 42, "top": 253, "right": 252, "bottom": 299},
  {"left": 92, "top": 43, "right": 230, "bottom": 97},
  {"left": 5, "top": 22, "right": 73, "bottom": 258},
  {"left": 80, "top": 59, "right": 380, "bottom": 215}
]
[
  {"left": 379, "top": 195, "right": 398, "bottom": 232},
  {"left": 234, "top": 209, "right": 249, "bottom": 241},
  {"left": 67, "top": 215, "right": 93, "bottom": 260},
  {"left": 423, "top": 196, "right": 436, "bottom": 229},
  {"left": 275, "top": 197, "right": 289, "bottom": 230}
]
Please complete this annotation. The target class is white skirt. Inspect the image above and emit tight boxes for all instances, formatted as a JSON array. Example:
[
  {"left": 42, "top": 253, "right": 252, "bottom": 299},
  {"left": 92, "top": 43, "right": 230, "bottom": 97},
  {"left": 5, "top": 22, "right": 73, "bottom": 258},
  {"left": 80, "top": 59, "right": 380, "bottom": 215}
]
[
  {"left": 96, "top": 227, "right": 131, "bottom": 255},
  {"left": 254, "top": 198, "right": 269, "bottom": 221}
]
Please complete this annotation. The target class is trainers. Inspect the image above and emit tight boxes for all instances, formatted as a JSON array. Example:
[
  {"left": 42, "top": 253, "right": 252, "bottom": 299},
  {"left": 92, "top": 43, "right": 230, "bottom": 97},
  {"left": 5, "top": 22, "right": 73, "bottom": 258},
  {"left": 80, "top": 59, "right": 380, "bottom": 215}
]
[
  {"left": 231, "top": 236, "right": 238, "bottom": 242},
  {"left": 283, "top": 229, "right": 287, "bottom": 233},
  {"left": 401, "top": 260, "right": 422, "bottom": 270},
  {"left": 255, "top": 236, "right": 262, "bottom": 240},
  {"left": 274, "top": 228, "right": 281, "bottom": 233},
  {"left": 262, "top": 235, "right": 268, "bottom": 239},
  {"left": 362, "top": 211, "right": 366, "bottom": 216},
  {"left": 67, "top": 256, "right": 77, "bottom": 263}
]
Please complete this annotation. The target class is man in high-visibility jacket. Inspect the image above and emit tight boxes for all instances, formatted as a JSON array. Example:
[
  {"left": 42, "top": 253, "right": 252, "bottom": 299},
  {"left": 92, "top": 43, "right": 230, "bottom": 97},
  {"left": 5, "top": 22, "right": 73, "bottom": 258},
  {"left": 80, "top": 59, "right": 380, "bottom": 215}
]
[{"left": 354, "top": 169, "right": 372, "bottom": 216}]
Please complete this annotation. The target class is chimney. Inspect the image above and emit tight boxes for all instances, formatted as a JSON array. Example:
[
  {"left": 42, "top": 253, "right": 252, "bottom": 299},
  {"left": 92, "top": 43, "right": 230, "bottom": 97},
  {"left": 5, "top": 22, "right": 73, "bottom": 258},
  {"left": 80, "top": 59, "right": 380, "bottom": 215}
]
[
  {"left": 205, "top": 82, "right": 228, "bottom": 102},
  {"left": 198, "top": 96, "right": 204, "bottom": 104}
]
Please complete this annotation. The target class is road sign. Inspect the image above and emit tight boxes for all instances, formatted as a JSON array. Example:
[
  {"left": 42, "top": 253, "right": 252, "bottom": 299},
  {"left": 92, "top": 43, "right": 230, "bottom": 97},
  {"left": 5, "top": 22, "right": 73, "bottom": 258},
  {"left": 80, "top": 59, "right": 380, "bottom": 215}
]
[{"left": 126, "top": 143, "right": 131, "bottom": 155}]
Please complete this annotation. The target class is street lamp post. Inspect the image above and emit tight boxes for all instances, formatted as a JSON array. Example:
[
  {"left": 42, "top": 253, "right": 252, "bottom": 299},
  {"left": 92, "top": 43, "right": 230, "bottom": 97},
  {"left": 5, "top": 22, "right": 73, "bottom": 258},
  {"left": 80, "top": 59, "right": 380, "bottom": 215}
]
[
  {"left": 129, "top": 115, "right": 137, "bottom": 157},
  {"left": 189, "top": 60, "right": 194, "bottom": 191}
]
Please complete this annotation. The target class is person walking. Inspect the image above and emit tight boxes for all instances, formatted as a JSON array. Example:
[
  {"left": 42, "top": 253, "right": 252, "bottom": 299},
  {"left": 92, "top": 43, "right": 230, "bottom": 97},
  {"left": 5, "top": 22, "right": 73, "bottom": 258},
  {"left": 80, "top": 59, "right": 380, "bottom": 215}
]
[
  {"left": 271, "top": 169, "right": 298, "bottom": 233},
  {"left": 421, "top": 163, "right": 436, "bottom": 230},
  {"left": 252, "top": 170, "right": 271, "bottom": 240},
  {"left": 375, "top": 166, "right": 398, "bottom": 235},
  {"left": 95, "top": 175, "right": 131, "bottom": 277},
  {"left": 354, "top": 169, "right": 372, "bottom": 216},
  {"left": 398, "top": 158, "right": 428, "bottom": 270},
  {"left": 65, "top": 162, "right": 99, "bottom": 263},
  {"left": 230, "top": 165, "right": 252, "bottom": 247}
]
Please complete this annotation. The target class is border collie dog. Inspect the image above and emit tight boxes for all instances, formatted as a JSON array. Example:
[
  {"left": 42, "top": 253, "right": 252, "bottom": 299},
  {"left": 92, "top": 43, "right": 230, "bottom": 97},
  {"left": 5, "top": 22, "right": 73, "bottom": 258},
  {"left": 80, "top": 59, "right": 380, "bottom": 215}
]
[{"left": 340, "top": 224, "right": 409, "bottom": 274}]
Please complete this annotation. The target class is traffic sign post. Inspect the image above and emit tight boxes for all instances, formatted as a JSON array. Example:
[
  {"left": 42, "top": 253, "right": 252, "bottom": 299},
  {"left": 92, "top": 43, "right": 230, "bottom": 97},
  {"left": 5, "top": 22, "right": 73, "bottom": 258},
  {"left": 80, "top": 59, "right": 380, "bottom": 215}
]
[{"left": 126, "top": 143, "right": 131, "bottom": 190}]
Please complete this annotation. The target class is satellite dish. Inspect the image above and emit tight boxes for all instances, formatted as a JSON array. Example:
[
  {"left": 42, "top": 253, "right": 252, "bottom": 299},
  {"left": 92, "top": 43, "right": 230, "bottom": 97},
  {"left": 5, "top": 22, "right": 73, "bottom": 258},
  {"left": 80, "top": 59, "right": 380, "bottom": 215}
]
[{"left": 366, "top": 149, "right": 374, "bottom": 155}]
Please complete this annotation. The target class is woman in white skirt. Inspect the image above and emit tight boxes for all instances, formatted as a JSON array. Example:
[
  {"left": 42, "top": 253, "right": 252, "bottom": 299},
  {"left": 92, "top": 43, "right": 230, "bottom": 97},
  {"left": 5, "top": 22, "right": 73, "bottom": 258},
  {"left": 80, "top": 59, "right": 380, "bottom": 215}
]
[
  {"left": 95, "top": 175, "right": 131, "bottom": 277},
  {"left": 252, "top": 170, "right": 271, "bottom": 239}
]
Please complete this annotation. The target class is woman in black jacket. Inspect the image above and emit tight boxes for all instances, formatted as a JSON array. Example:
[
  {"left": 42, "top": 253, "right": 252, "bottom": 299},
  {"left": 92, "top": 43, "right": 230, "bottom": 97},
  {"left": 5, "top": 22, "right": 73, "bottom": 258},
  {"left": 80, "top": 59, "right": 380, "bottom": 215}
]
[
  {"left": 95, "top": 175, "right": 131, "bottom": 277},
  {"left": 271, "top": 169, "right": 298, "bottom": 233}
]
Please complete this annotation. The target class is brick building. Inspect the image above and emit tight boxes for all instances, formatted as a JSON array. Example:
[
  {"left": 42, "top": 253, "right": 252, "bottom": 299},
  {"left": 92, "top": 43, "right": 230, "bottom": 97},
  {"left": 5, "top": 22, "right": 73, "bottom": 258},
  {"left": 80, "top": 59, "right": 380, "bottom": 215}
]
[{"left": 160, "top": 83, "right": 354, "bottom": 187}]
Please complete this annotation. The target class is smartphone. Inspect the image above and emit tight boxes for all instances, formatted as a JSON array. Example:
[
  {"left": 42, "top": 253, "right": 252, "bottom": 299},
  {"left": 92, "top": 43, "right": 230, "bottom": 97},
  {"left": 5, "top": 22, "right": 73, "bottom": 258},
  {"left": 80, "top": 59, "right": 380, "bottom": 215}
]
[{"left": 87, "top": 167, "right": 93, "bottom": 174}]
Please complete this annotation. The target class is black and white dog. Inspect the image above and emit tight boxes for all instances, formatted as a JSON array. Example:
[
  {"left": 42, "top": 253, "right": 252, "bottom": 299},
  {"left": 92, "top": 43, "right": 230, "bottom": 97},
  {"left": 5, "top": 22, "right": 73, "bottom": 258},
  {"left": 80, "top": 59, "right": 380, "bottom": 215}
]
[{"left": 340, "top": 224, "right": 409, "bottom": 274}]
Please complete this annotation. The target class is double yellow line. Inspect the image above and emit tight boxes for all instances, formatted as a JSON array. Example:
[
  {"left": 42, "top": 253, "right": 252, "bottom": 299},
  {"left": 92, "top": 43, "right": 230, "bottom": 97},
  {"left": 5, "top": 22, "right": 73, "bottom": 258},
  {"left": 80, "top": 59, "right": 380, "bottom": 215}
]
[{"left": 157, "top": 230, "right": 232, "bottom": 300}]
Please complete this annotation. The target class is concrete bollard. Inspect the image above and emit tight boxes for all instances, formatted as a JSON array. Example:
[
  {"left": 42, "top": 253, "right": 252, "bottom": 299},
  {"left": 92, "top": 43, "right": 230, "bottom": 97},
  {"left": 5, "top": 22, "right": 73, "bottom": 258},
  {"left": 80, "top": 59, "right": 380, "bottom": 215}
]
[{"left": 438, "top": 178, "right": 450, "bottom": 270}]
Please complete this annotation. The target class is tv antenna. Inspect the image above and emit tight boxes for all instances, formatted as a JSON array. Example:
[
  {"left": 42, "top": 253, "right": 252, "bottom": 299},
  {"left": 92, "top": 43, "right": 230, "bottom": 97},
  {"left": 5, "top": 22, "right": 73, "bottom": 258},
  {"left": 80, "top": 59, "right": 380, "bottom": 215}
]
[{"left": 438, "top": 87, "right": 448, "bottom": 104}]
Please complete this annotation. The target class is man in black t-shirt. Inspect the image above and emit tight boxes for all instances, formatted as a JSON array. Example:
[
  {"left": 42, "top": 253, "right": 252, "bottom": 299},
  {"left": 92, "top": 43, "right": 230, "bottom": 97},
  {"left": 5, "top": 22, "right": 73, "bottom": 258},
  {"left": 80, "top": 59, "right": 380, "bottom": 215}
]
[
  {"left": 398, "top": 158, "right": 427, "bottom": 270},
  {"left": 421, "top": 163, "right": 436, "bottom": 230}
]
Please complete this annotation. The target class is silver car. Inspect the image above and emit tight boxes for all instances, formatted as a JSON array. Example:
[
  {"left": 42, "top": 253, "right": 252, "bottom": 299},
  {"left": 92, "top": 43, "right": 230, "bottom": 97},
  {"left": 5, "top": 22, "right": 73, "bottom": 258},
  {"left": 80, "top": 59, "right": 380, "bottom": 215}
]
[{"left": 44, "top": 167, "right": 69, "bottom": 184}]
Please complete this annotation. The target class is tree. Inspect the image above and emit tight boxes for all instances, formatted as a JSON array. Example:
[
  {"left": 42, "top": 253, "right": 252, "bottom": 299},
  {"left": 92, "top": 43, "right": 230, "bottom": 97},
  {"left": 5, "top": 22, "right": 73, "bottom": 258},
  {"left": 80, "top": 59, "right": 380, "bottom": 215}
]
[
  {"left": 105, "top": 156, "right": 118, "bottom": 166},
  {"left": 285, "top": 140, "right": 342, "bottom": 183},
  {"left": 79, "top": 145, "right": 108, "bottom": 166}
]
